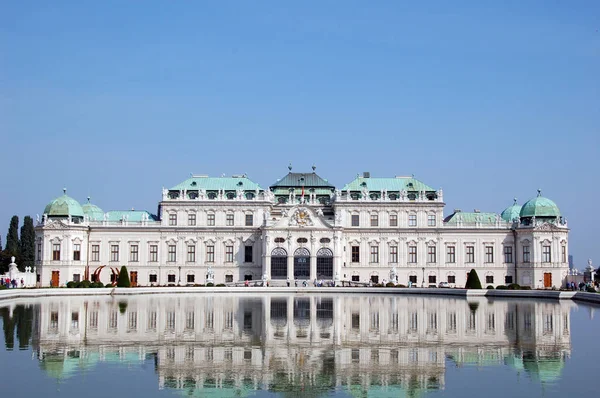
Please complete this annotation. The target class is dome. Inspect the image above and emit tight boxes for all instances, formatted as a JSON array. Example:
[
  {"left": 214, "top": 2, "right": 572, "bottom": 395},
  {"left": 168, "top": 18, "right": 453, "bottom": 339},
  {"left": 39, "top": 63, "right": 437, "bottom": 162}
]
[
  {"left": 43, "top": 189, "right": 84, "bottom": 218},
  {"left": 520, "top": 190, "right": 561, "bottom": 218},
  {"left": 501, "top": 198, "right": 522, "bottom": 222},
  {"left": 82, "top": 197, "right": 104, "bottom": 221}
]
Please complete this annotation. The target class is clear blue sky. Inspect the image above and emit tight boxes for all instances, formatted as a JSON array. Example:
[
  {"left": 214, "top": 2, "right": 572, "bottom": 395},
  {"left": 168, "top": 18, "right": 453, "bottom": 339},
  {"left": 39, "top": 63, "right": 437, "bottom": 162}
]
[{"left": 1, "top": 1, "right": 598, "bottom": 268}]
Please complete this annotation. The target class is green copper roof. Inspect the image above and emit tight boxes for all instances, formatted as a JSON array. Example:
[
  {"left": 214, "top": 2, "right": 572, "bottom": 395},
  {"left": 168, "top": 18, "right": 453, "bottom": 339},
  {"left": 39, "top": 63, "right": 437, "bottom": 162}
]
[
  {"left": 106, "top": 210, "right": 158, "bottom": 222},
  {"left": 82, "top": 197, "right": 104, "bottom": 221},
  {"left": 520, "top": 190, "right": 560, "bottom": 218},
  {"left": 501, "top": 199, "right": 522, "bottom": 222},
  {"left": 444, "top": 211, "right": 498, "bottom": 225},
  {"left": 43, "top": 190, "right": 84, "bottom": 218},
  {"left": 342, "top": 176, "right": 435, "bottom": 192},
  {"left": 170, "top": 176, "right": 262, "bottom": 191},
  {"left": 270, "top": 172, "right": 334, "bottom": 189}
]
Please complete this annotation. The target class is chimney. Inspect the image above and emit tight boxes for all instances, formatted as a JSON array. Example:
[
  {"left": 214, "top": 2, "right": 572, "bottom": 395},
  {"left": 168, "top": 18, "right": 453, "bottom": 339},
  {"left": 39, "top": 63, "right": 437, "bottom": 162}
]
[
  {"left": 363, "top": 172, "right": 370, "bottom": 178},
  {"left": 474, "top": 209, "right": 480, "bottom": 213}
]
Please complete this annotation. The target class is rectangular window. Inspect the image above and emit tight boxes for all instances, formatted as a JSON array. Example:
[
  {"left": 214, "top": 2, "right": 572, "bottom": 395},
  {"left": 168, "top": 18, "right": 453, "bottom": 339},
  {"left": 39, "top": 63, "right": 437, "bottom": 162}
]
[
  {"left": 351, "top": 214, "right": 359, "bottom": 227},
  {"left": 149, "top": 274, "right": 157, "bottom": 283},
  {"left": 169, "top": 213, "right": 177, "bottom": 226},
  {"left": 505, "top": 275, "right": 513, "bottom": 284},
  {"left": 485, "top": 246, "right": 494, "bottom": 263},
  {"left": 446, "top": 246, "right": 456, "bottom": 263},
  {"left": 130, "top": 245, "right": 139, "bottom": 262},
  {"left": 351, "top": 246, "right": 360, "bottom": 263},
  {"left": 370, "top": 214, "right": 378, "bottom": 227},
  {"left": 561, "top": 246, "right": 566, "bottom": 263},
  {"left": 244, "top": 246, "right": 253, "bottom": 263},
  {"left": 188, "top": 213, "right": 196, "bottom": 226},
  {"left": 523, "top": 245, "right": 530, "bottom": 263},
  {"left": 486, "top": 275, "right": 494, "bottom": 284},
  {"left": 187, "top": 245, "right": 196, "bottom": 262},
  {"left": 73, "top": 244, "right": 81, "bottom": 261},
  {"left": 504, "top": 246, "right": 513, "bottom": 263},
  {"left": 428, "top": 275, "right": 436, "bottom": 284},
  {"left": 389, "top": 214, "right": 398, "bottom": 227},
  {"left": 409, "top": 246, "right": 417, "bottom": 263},
  {"left": 352, "top": 275, "right": 360, "bottom": 282},
  {"left": 91, "top": 244, "right": 100, "bottom": 261},
  {"left": 448, "top": 275, "right": 456, "bottom": 284},
  {"left": 52, "top": 244, "right": 61, "bottom": 261},
  {"left": 225, "top": 275, "right": 233, "bottom": 283},
  {"left": 543, "top": 245, "right": 551, "bottom": 262},
  {"left": 226, "top": 214, "right": 234, "bottom": 226},
  {"left": 187, "top": 274, "right": 195, "bottom": 284},
  {"left": 409, "top": 214, "right": 417, "bottom": 227},
  {"left": 390, "top": 246, "right": 398, "bottom": 263},
  {"left": 466, "top": 246, "right": 475, "bottom": 263},
  {"left": 428, "top": 214, "right": 436, "bottom": 227},
  {"left": 73, "top": 274, "right": 81, "bottom": 283},
  {"left": 207, "top": 214, "right": 215, "bottom": 226},
  {"left": 245, "top": 214, "right": 253, "bottom": 226},
  {"left": 167, "top": 274, "right": 176, "bottom": 283},
  {"left": 206, "top": 245, "right": 215, "bottom": 262},
  {"left": 409, "top": 275, "right": 417, "bottom": 284},
  {"left": 149, "top": 245, "right": 158, "bottom": 262},
  {"left": 226, "top": 245, "right": 234, "bottom": 262},
  {"left": 37, "top": 243, "right": 42, "bottom": 261},
  {"left": 110, "top": 245, "right": 119, "bottom": 262},
  {"left": 168, "top": 245, "right": 176, "bottom": 262},
  {"left": 370, "top": 246, "right": 379, "bottom": 263},
  {"left": 427, "top": 246, "right": 436, "bottom": 263}
]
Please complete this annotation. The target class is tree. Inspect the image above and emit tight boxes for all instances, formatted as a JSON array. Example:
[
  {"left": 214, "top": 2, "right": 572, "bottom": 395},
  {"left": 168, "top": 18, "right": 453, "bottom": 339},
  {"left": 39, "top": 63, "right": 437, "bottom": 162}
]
[
  {"left": 19, "top": 216, "right": 35, "bottom": 272},
  {"left": 465, "top": 269, "right": 482, "bottom": 289},
  {"left": 117, "top": 265, "right": 131, "bottom": 287},
  {"left": 5, "top": 215, "right": 19, "bottom": 259}
]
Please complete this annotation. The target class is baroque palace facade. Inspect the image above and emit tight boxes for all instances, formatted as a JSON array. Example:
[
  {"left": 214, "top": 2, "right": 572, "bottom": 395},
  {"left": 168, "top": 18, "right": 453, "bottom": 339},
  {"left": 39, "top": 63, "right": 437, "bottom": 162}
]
[{"left": 35, "top": 166, "right": 569, "bottom": 288}]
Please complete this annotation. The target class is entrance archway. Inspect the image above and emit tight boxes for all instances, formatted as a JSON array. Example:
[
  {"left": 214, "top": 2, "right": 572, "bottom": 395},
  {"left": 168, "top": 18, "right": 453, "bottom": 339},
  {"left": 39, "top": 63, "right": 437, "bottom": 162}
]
[
  {"left": 316, "top": 248, "right": 333, "bottom": 279},
  {"left": 271, "top": 248, "right": 287, "bottom": 279},
  {"left": 294, "top": 248, "right": 310, "bottom": 279}
]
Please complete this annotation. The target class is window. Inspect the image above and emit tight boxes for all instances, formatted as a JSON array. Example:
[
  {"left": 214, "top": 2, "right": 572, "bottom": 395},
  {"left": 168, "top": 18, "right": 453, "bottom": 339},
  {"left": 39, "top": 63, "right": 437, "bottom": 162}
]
[
  {"left": 168, "top": 245, "right": 176, "bottom": 262},
  {"left": 370, "top": 246, "right": 379, "bottom": 263},
  {"left": 428, "top": 214, "right": 436, "bottom": 227},
  {"left": 149, "top": 274, "right": 157, "bottom": 283},
  {"left": 206, "top": 245, "right": 215, "bottom": 262},
  {"left": 244, "top": 246, "right": 253, "bottom": 263},
  {"left": 542, "top": 245, "right": 551, "bottom": 262},
  {"left": 370, "top": 214, "right": 378, "bottom": 227},
  {"left": 73, "top": 274, "right": 81, "bottom": 283},
  {"left": 187, "top": 245, "right": 195, "bottom": 262},
  {"left": 351, "top": 246, "right": 360, "bottom": 263},
  {"left": 466, "top": 246, "right": 475, "bottom": 263},
  {"left": 446, "top": 246, "right": 456, "bottom": 263},
  {"left": 389, "top": 214, "right": 398, "bottom": 227},
  {"left": 130, "top": 245, "right": 139, "bottom": 262},
  {"left": 187, "top": 274, "right": 195, "bottom": 284},
  {"left": 110, "top": 245, "right": 119, "bottom": 262},
  {"left": 523, "top": 245, "right": 530, "bottom": 263},
  {"left": 409, "top": 214, "right": 417, "bottom": 227},
  {"left": 225, "top": 275, "right": 233, "bottom": 283},
  {"left": 409, "top": 275, "right": 417, "bottom": 284},
  {"left": 486, "top": 275, "right": 494, "bottom": 284},
  {"left": 225, "top": 245, "right": 234, "bottom": 262},
  {"left": 485, "top": 246, "right": 494, "bottom": 263},
  {"left": 245, "top": 214, "right": 253, "bottom": 226},
  {"left": 73, "top": 244, "right": 81, "bottom": 261},
  {"left": 428, "top": 275, "right": 436, "bottom": 284},
  {"left": 351, "top": 214, "right": 359, "bottom": 227},
  {"left": 169, "top": 213, "right": 177, "bottom": 226},
  {"left": 37, "top": 243, "right": 42, "bottom": 261},
  {"left": 505, "top": 275, "right": 513, "bottom": 284},
  {"left": 352, "top": 275, "right": 360, "bottom": 282},
  {"left": 427, "top": 246, "right": 436, "bottom": 263},
  {"left": 561, "top": 245, "right": 566, "bottom": 263},
  {"left": 448, "top": 275, "right": 456, "bottom": 284},
  {"left": 188, "top": 213, "right": 196, "bottom": 226},
  {"left": 149, "top": 245, "right": 158, "bottom": 262},
  {"left": 91, "top": 244, "right": 100, "bottom": 261},
  {"left": 52, "top": 244, "right": 61, "bottom": 261},
  {"left": 167, "top": 274, "right": 176, "bottom": 283},
  {"left": 390, "top": 246, "right": 398, "bottom": 263},
  {"left": 504, "top": 246, "right": 513, "bottom": 263},
  {"left": 207, "top": 213, "right": 215, "bottom": 226},
  {"left": 226, "top": 213, "right": 234, "bottom": 226},
  {"left": 409, "top": 246, "right": 417, "bottom": 263}
]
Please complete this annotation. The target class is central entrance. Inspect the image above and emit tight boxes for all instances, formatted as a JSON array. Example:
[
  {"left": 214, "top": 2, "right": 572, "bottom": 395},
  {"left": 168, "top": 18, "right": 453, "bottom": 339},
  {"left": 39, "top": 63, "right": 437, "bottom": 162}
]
[
  {"left": 294, "top": 248, "right": 310, "bottom": 279},
  {"left": 316, "top": 248, "right": 334, "bottom": 279},
  {"left": 271, "top": 248, "right": 288, "bottom": 279}
]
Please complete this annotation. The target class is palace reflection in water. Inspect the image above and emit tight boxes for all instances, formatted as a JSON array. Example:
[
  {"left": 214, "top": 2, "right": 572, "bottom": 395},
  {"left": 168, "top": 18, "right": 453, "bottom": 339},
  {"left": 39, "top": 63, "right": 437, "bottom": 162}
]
[{"left": 1, "top": 294, "right": 573, "bottom": 396}]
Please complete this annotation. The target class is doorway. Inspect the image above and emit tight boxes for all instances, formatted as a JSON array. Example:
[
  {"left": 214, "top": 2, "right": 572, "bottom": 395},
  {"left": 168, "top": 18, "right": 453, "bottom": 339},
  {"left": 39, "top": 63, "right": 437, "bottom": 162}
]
[
  {"left": 543, "top": 272, "right": 552, "bottom": 288},
  {"left": 130, "top": 271, "right": 138, "bottom": 287},
  {"left": 51, "top": 271, "right": 60, "bottom": 287}
]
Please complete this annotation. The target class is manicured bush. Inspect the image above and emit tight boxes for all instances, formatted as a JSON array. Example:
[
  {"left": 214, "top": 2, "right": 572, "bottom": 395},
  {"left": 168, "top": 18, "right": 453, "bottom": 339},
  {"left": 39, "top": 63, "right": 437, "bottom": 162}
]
[
  {"left": 396, "top": 284, "right": 406, "bottom": 288},
  {"left": 521, "top": 286, "right": 531, "bottom": 290},
  {"left": 105, "top": 283, "right": 114, "bottom": 288},
  {"left": 465, "top": 269, "right": 482, "bottom": 289},
  {"left": 206, "top": 282, "right": 214, "bottom": 287},
  {"left": 118, "top": 301, "right": 128, "bottom": 314},
  {"left": 194, "top": 284, "right": 205, "bottom": 287},
  {"left": 81, "top": 280, "right": 91, "bottom": 288},
  {"left": 507, "top": 283, "right": 521, "bottom": 290},
  {"left": 66, "top": 281, "right": 76, "bottom": 288},
  {"left": 496, "top": 285, "right": 508, "bottom": 290},
  {"left": 0, "top": 285, "right": 7, "bottom": 290},
  {"left": 386, "top": 282, "right": 396, "bottom": 287},
  {"left": 117, "top": 266, "right": 131, "bottom": 287},
  {"left": 487, "top": 285, "right": 495, "bottom": 289},
  {"left": 216, "top": 283, "right": 226, "bottom": 287}
]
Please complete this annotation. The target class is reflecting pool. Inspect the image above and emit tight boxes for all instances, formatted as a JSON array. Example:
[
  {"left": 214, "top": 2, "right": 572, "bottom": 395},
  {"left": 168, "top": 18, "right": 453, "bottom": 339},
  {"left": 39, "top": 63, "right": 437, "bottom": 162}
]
[{"left": 1, "top": 294, "right": 599, "bottom": 397}]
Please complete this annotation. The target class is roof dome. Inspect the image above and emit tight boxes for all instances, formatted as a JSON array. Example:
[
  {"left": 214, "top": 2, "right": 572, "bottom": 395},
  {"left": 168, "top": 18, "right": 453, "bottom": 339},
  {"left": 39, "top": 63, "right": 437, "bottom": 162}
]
[
  {"left": 82, "top": 197, "right": 104, "bottom": 221},
  {"left": 43, "top": 189, "right": 84, "bottom": 218},
  {"left": 501, "top": 198, "right": 522, "bottom": 222},
  {"left": 520, "top": 190, "right": 560, "bottom": 218}
]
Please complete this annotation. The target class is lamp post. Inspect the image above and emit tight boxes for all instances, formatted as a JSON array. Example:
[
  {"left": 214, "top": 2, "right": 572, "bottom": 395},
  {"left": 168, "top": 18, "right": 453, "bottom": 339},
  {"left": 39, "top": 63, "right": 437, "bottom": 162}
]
[
  {"left": 178, "top": 266, "right": 181, "bottom": 286},
  {"left": 422, "top": 267, "right": 425, "bottom": 288}
]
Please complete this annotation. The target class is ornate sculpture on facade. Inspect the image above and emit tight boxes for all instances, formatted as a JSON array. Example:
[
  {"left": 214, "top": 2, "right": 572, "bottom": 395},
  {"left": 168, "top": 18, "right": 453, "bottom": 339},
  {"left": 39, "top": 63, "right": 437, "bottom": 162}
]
[
  {"left": 207, "top": 266, "right": 214, "bottom": 282},
  {"left": 289, "top": 208, "right": 313, "bottom": 227},
  {"left": 36, "top": 214, "right": 40, "bottom": 224},
  {"left": 316, "top": 208, "right": 324, "bottom": 217},
  {"left": 162, "top": 188, "right": 168, "bottom": 200}
]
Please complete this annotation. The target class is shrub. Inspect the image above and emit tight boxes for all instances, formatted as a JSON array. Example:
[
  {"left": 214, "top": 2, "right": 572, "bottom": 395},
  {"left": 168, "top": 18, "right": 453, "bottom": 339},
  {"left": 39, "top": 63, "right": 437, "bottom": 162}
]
[
  {"left": 396, "top": 284, "right": 406, "bottom": 288},
  {"left": 521, "top": 286, "right": 532, "bottom": 290},
  {"left": 105, "top": 283, "right": 114, "bottom": 288},
  {"left": 507, "top": 283, "right": 521, "bottom": 290},
  {"left": 487, "top": 285, "right": 495, "bottom": 289},
  {"left": 586, "top": 286, "right": 597, "bottom": 293},
  {"left": 117, "top": 266, "right": 131, "bottom": 287},
  {"left": 386, "top": 282, "right": 396, "bottom": 287},
  {"left": 194, "top": 284, "right": 205, "bottom": 287},
  {"left": 81, "top": 280, "right": 91, "bottom": 288},
  {"left": 206, "top": 282, "right": 214, "bottom": 287},
  {"left": 118, "top": 301, "right": 128, "bottom": 314},
  {"left": 0, "top": 285, "right": 7, "bottom": 290},
  {"left": 465, "top": 269, "right": 482, "bottom": 289},
  {"left": 66, "top": 281, "right": 76, "bottom": 288},
  {"left": 496, "top": 285, "right": 508, "bottom": 290},
  {"left": 74, "top": 282, "right": 83, "bottom": 288},
  {"left": 216, "top": 283, "right": 226, "bottom": 287}
]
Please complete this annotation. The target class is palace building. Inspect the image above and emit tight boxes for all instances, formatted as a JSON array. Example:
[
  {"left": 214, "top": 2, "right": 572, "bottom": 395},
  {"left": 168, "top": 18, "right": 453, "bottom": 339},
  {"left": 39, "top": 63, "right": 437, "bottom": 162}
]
[{"left": 34, "top": 166, "right": 569, "bottom": 288}]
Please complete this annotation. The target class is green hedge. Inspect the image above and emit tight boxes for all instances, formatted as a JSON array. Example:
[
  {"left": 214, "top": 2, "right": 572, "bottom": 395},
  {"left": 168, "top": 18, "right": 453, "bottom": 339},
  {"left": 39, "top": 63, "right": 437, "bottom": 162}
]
[{"left": 487, "top": 285, "right": 495, "bottom": 289}]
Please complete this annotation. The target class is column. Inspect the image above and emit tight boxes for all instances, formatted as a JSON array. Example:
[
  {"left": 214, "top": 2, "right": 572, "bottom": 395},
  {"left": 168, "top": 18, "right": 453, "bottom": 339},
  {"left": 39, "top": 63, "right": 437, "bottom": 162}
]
[
  {"left": 333, "top": 234, "right": 342, "bottom": 282},
  {"left": 287, "top": 255, "right": 294, "bottom": 281}
]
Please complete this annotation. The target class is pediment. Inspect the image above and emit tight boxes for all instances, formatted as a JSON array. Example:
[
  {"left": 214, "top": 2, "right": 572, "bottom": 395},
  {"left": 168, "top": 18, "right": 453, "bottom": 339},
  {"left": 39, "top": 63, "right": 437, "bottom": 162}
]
[
  {"left": 270, "top": 206, "right": 333, "bottom": 230},
  {"left": 534, "top": 222, "right": 562, "bottom": 232},
  {"left": 44, "top": 220, "right": 69, "bottom": 230}
]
